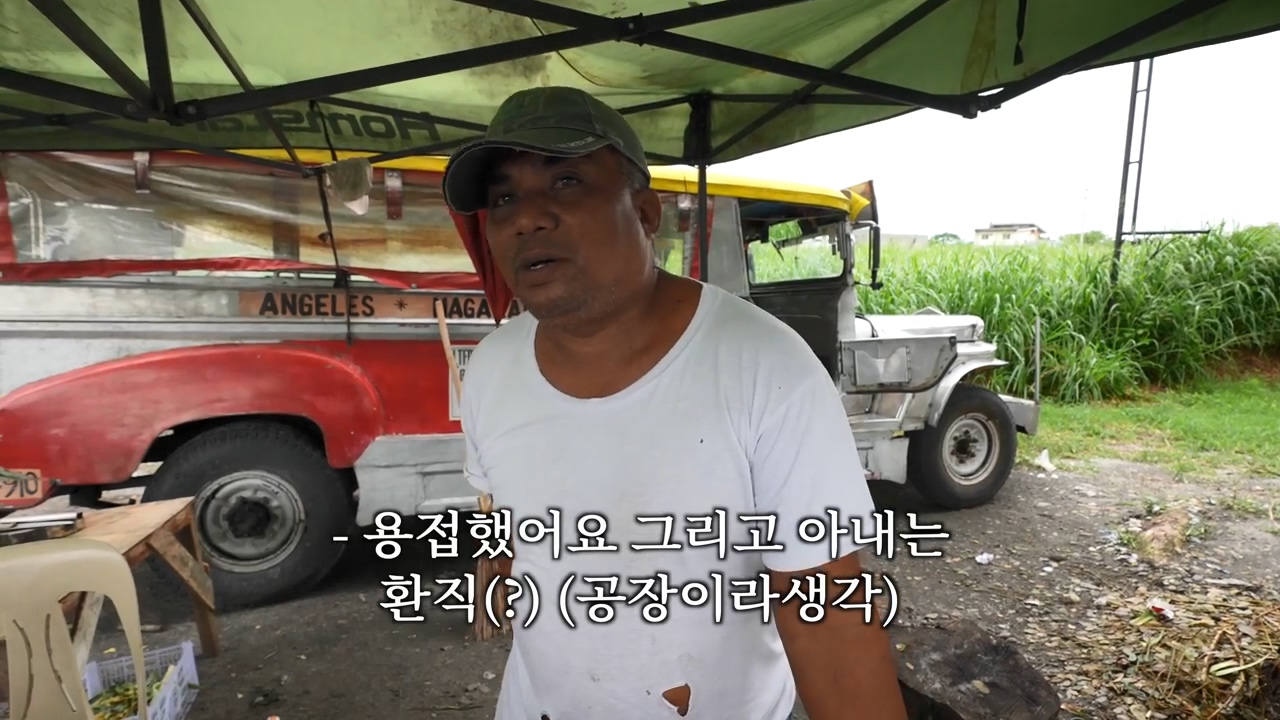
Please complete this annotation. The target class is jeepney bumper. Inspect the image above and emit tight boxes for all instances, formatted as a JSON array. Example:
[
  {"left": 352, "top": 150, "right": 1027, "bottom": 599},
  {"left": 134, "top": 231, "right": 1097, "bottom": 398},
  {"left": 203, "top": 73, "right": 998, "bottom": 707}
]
[{"left": 1000, "top": 395, "right": 1040, "bottom": 436}]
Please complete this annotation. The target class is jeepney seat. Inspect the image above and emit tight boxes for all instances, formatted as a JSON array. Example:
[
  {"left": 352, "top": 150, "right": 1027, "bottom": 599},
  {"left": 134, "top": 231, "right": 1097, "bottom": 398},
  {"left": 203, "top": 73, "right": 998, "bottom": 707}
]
[{"left": 0, "top": 537, "right": 148, "bottom": 720}]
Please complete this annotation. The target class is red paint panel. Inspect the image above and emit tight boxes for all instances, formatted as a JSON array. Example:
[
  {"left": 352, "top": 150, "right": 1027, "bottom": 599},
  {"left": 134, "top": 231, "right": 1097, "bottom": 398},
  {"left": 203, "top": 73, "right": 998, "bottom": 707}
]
[
  {"left": 0, "top": 335, "right": 476, "bottom": 506},
  {"left": 0, "top": 343, "right": 388, "bottom": 496},
  {"left": 283, "top": 338, "right": 474, "bottom": 436},
  {"left": 0, "top": 164, "right": 15, "bottom": 263},
  {"left": 451, "top": 208, "right": 514, "bottom": 324}
]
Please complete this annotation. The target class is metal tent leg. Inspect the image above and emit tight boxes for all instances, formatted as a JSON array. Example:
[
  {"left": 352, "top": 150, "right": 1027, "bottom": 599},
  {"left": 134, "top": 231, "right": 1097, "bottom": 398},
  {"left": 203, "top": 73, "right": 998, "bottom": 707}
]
[{"left": 1110, "top": 57, "right": 1154, "bottom": 287}]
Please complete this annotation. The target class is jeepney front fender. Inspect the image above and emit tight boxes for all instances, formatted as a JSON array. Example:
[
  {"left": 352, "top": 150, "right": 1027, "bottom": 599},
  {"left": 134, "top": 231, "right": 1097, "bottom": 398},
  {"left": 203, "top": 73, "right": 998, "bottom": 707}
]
[
  {"left": 924, "top": 358, "right": 1008, "bottom": 427},
  {"left": 0, "top": 343, "right": 384, "bottom": 490},
  {"left": 923, "top": 356, "right": 1040, "bottom": 436}
]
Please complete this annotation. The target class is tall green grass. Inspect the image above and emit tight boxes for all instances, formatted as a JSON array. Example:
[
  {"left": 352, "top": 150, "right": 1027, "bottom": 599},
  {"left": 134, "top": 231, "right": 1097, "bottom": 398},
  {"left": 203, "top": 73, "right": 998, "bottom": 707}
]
[{"left": 751, "top": 225, "right": 1280, "bottom": 403}]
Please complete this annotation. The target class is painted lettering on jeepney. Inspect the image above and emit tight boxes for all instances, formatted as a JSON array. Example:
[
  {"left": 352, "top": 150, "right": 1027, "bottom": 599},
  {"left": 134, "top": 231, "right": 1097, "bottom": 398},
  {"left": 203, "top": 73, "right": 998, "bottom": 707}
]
[
  {"left": 449, "top": 346, "right": 474, "bottom": 421},
  {"left": 0, "top": 469, "right": 44, "bottom": 500},
  {"left": 255, "top": 292, "right": 377, "bottom": 317},
  {"left": 239, "top": 290, "right": 521, "bottom": 320}
]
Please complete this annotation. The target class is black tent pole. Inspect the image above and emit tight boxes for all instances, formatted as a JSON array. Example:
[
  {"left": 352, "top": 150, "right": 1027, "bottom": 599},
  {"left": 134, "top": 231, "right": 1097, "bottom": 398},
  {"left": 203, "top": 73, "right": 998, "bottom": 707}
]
[{"left": 687, "top": 94, "right": 713, "bottom": 283}]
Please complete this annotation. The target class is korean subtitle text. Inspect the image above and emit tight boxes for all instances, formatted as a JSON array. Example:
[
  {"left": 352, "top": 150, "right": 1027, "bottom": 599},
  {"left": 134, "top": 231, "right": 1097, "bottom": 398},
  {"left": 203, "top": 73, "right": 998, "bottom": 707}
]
[
  {"left": 361, "top": 509, "right": 946, "bottom": 567},
  {"left": 631, "top": 515, "right": 682, "bottom": 551},
  {"left": 364, "top": 511, "right": 414, "bottom": 560},
  {"left": 853, "top": 510, "right": 951, "bottom": 558},
  {"left": 559, "top": 572, "right": 728, "bottom": 627},
  {"left": 566, "top": 513, "right": 619, "bottom": 553},
  {"left": 548, "top": 571, "right": 898, "bottom": 627},
  {"left": 778, "top": 572, "right": 899, "bottom": 625},
  {"left": 797, "top": 508, "right": 951, "bottom": 559},
  {"left": 518, "top": 508, "right": 563, "bottom": 559},
  {"left": 414, "top": 508, "right": 460, "bottom": 557},
  {"left": 685, "top": 508, "right": 730, "bottom": 559},
  {"left": 379, "top": 572, "right": 539, "bottom": 626},
  {"left": 379, "top": 570, "right": 898, "bottom": 627},
  {"left": 467, "top": 508, "right": 515, "bottom": 559}
]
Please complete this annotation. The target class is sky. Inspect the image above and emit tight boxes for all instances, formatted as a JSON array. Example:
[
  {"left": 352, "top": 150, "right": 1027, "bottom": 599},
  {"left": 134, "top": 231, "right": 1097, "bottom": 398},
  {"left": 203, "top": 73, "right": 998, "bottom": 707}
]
[{"left": 714, "top": 31, "right": 1280, "bottom": 241}]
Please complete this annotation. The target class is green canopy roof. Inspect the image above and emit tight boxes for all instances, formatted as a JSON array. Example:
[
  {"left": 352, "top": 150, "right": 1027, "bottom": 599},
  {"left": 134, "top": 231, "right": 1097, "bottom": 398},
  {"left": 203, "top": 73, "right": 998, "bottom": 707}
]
[{"left": 1, "top": 0, "right": 1278, "bottom": 169}]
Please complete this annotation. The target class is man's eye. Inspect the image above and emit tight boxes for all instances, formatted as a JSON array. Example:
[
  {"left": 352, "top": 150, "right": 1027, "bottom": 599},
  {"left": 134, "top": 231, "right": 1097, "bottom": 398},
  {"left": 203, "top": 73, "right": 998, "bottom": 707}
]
[
  {"left": 489, "top": 193, "right": 513, "bottom": 208},
  {"left": 553, "top": 175, "right": 581, "bottom": 189}
]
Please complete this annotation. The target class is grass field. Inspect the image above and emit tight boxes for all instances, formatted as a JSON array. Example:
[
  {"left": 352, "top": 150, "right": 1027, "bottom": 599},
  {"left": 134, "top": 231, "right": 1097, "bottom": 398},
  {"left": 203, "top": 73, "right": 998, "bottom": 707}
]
[
  {"left": 750, "top": 224, "right": 1280, "bottom": 475},
  {"left": 751, "top": 224, "right": 1280, "bottom": 404},
  {"left": 1023, "top": 372, "right": 1280, "bottom": 476}
]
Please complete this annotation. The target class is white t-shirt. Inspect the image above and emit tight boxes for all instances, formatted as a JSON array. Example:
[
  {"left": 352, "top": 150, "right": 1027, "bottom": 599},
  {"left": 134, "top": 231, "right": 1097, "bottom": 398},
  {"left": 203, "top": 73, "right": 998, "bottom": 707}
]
[{"left": 461, "top": 281, "right": 879, "bottom": 720}]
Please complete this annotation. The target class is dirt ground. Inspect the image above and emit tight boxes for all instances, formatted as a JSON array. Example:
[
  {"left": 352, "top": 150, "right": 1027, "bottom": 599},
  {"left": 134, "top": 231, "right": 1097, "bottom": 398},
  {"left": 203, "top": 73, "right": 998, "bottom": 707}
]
[{"left": 81, "top": 457, "right": 1280, "bottom": 720}]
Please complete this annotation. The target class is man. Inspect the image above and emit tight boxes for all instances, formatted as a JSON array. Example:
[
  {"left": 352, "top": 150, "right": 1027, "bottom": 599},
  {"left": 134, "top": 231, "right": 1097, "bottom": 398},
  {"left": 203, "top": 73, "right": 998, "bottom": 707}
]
[{"left": 444, "top": 86, "right": 907, "bottom": 720}]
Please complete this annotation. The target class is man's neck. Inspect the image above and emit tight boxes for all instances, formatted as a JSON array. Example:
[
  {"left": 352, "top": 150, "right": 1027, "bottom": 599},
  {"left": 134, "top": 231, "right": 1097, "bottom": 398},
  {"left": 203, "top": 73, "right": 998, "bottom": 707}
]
[{"left": 537, "top": 270, "right": 674, "bottom": 363}]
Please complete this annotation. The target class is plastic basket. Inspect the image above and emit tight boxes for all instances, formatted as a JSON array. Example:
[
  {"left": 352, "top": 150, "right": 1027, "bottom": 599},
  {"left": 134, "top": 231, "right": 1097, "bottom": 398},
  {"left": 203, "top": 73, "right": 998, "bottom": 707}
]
[{"left": 82, "top": 640, "right": 200, "bottom": 720}]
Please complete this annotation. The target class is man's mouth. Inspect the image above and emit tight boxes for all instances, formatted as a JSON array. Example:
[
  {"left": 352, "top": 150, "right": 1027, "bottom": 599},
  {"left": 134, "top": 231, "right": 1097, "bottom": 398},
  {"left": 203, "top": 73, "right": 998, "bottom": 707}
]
[{"left": 517, "top": 253, "right": 564, "bottom": 272}]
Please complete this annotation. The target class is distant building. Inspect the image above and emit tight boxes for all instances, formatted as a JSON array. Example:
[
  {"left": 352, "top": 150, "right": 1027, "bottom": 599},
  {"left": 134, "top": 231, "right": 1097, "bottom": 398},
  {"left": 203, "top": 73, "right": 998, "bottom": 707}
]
[{"left": 973, "top": 223, "right": 1047, "bottom": 246}]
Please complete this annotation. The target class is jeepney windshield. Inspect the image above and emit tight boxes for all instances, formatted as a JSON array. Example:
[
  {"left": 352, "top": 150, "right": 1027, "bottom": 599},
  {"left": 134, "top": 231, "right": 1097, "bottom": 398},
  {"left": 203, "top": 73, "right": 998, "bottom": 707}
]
[{"left": 741, "top": 199, "right": 849, "bottom": 285}]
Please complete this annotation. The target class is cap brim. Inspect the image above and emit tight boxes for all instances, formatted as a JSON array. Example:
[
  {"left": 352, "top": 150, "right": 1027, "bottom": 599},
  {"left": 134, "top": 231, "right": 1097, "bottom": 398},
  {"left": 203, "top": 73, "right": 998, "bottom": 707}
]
[{"left": 443, "top": 127, "right": 611, "bottom": 214}]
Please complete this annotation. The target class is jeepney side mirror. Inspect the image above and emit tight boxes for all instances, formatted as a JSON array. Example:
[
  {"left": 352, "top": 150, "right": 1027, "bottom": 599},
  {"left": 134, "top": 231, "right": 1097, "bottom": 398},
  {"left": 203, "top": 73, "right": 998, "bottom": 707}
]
[
  {"left": 837, "top": 224, "right": 853, "bottom": 272},
  {"left": 849, "top": 221, "right": 883, "bottom": 290},
  {"left": 867, "top": 223, "right": 883, "bottom": 290}
]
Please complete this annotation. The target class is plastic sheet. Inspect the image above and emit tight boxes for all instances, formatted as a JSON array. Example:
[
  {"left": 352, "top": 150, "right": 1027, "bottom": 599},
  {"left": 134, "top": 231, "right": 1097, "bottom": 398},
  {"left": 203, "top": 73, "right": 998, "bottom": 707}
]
[{"left": 1, "top": 151, "right": 474, "bottom": 274}]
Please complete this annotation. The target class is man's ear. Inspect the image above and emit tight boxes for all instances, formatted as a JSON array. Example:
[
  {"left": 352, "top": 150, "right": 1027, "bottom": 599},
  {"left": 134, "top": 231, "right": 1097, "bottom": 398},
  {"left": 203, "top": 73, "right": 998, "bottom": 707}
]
[{"left": 633, "top": 187, "right": 663, "bottom": 238}]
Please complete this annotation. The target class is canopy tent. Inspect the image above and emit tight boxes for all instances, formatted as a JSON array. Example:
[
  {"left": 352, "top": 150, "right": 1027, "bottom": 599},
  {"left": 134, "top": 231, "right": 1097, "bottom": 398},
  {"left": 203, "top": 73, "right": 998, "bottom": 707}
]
[
  {"left": 3, "top": 0, "right": 1279, "bottom": 163},
  {"left": 2, "top": 0, "right": 1278, "bottom": 320}
]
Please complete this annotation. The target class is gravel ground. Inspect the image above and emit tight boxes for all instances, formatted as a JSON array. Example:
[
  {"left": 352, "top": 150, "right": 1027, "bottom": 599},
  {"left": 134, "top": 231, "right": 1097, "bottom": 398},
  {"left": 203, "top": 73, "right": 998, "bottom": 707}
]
[{"left": 77, "top": 459, "right": 1280, "bottom": 720}]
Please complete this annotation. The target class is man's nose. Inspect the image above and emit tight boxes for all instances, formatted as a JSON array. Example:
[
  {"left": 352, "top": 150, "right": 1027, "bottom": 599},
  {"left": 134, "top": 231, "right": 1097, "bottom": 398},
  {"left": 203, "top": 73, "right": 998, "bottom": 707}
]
[{"left": 511, "top": 193, "right": 557, "bottom": 237}]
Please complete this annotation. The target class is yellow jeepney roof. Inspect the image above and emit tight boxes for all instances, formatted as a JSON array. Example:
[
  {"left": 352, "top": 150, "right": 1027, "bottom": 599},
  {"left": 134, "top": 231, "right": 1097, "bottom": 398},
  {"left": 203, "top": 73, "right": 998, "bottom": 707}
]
[{"left": 227, "top": 149, "right": 863, "bottom": 216}]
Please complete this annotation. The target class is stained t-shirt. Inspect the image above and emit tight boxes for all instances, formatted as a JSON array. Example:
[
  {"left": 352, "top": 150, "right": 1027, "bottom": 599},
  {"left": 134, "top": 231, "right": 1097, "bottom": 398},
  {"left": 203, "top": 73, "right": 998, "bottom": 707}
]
[{"left": 461, "top": 281, "right": 878, "bottom": 720}]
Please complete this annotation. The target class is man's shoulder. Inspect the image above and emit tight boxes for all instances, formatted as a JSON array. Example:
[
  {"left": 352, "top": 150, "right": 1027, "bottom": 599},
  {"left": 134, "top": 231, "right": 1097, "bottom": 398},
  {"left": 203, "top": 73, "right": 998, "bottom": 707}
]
[
  {"left": 463, "top": 312, "right": 534, "bottom": 384},
  {"left": 699, "top": 285, "right": 829, "bottom": 378}
]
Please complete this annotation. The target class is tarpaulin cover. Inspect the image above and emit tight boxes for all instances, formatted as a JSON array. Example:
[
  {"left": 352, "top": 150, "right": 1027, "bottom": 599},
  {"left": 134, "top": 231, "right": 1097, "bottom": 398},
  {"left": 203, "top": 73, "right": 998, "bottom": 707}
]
[
  {"left": 1, "top": 0, "right": 1277, "bottom": 320},
  {"left": 1, "top": 0, "right": 1277, "bottom": 163}
]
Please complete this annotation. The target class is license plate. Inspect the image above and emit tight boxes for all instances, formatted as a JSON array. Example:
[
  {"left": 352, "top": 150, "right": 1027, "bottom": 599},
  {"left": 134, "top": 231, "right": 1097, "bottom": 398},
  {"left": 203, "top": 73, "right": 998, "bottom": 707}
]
[{"left": 0, "top": 469, "right": 54, "bottom": 509}]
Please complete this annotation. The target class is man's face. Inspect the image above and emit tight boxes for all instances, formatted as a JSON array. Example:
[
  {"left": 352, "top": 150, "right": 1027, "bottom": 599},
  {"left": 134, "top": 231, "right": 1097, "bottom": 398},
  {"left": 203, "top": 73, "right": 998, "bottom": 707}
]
[{"left": 482, "top": 148, "right": 661, "bottom": 322}]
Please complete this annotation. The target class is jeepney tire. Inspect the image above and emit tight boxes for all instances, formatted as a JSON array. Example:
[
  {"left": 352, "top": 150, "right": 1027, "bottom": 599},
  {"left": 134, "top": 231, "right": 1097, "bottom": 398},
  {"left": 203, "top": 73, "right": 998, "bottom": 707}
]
[
  {"left": 141, "top": 420, "right": 355, "bottom": 611},
  {"left": 906, "top": 382, "right": 1017, "bottom": 510}
]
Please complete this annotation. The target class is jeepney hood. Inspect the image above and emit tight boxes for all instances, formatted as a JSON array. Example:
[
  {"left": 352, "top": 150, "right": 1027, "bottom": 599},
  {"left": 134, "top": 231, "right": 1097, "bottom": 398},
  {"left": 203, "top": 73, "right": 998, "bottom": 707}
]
[{"left": 860, "top": 311, "right": 985, "bottom": 343}]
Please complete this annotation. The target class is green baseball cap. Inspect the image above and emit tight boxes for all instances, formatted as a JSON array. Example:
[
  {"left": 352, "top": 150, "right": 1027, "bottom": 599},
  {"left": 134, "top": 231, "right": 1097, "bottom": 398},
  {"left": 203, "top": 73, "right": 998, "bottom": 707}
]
[{"left": 442, "top": 86, "right": 650, "bottom": 214}]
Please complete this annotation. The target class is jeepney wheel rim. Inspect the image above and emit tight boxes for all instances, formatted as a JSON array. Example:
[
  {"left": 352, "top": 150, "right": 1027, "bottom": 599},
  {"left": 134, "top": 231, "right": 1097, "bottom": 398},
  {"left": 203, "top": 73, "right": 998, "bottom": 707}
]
[
  {"left": 942, "top": 413, "right": 998, "bottom": 485},
  {"left": 195, "top": 470, "right": 307, "bottom": 573}
]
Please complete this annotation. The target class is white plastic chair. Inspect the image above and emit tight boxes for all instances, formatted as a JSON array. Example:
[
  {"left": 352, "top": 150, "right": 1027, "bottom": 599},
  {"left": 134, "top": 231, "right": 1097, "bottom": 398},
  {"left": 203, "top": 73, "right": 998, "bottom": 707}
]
[{"left": 0, "top": 537, "right": 148, "bottom": 720}]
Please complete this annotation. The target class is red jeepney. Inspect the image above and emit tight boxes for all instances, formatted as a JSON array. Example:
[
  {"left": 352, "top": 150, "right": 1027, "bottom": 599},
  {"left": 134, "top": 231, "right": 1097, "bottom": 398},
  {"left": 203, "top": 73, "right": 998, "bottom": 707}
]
[{"left": 0, "top": 148, "right": 724, "bottom": 608}]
